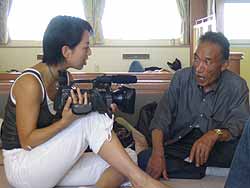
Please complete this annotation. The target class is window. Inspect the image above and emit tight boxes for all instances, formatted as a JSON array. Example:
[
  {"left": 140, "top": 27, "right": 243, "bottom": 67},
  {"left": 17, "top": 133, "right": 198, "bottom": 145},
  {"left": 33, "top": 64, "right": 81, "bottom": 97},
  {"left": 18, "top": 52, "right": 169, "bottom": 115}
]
[
  {"left": 102, "top": 0, "right": 181, "bottom": 41},
  {"left": 224, "top": 0, "right": 250, "bottom": 43},
  {"left": 8, "top": 0, "right": 182, "bottom": 45},
  {"left": 8, "top": 0, "right": 84, "bottom": 41}
]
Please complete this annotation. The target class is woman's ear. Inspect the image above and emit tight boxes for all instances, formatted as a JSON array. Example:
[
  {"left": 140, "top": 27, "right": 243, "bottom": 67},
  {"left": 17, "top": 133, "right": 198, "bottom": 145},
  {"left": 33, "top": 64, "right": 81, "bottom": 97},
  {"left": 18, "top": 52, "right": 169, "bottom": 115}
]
[{"left": 61, "top": 45, "right": 72, "bottom": 60}]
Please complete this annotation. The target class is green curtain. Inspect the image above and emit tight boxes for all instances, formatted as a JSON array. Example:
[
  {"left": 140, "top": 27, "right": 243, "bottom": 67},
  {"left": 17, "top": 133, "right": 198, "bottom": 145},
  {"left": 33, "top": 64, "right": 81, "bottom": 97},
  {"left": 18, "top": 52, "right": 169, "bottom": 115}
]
[
  {"left": 0, "top": 0, "right": 12, "bottom": 44},
  {"left": 82, "top": 0, "right": 105, "bottom": 45},
  {"left": 215, "top": 0, "right": 224, "bottom": 33},
  {"left": 207, "top": 0, "right": 225, "bottom": 33},
  {"left": 207, "top": 0, "right": 215, "bottom": 15},
  {"left": 176, "top": 0, "right": 190, "bottom": 45}
]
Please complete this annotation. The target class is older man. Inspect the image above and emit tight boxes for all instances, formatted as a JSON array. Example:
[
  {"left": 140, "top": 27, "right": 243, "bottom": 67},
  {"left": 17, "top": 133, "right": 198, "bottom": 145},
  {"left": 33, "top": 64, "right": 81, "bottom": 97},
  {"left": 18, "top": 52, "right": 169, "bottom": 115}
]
[{"left": 138, "top": 31, "right": 250, "bottom": 179}]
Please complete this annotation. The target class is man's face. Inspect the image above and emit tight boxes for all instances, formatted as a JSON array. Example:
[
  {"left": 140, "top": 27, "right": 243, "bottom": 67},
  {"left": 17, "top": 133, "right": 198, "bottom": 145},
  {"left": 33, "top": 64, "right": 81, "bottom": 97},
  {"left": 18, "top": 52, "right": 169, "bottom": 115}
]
[{"left": 193, "top": 42, "right": 228, "bottom": 91}]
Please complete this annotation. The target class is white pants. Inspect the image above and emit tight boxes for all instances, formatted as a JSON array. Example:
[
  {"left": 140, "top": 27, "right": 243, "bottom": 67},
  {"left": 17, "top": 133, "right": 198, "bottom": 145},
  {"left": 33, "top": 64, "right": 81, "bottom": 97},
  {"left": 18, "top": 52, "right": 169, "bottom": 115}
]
[{"left": 3, "top": 112, "right": 134, "bottom": 188}]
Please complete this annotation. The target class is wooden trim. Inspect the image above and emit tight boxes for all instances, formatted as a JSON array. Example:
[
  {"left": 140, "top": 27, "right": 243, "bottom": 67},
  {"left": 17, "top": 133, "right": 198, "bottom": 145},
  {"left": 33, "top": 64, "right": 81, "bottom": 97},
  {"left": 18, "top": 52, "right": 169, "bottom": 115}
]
[
  {"left": 0, "top": 73, "right": 20, "bottom": 81},
  {"left": 0, "top": 72, "right": 173, "bottom": 81},
  {"left": 0, "top": 81, "right": 13, "bottom": 95},
  {"left": 0, "top": 82, "right": 170, "bottom": 95},
  {"left": 228, "top": 52, "right": 244, "bottom": 75},
  {"left": 71, "top": 72, "right": 173, "bottom": 81},
  {"left": 0, "top": 72, "right": 173, "bottom": 95}
]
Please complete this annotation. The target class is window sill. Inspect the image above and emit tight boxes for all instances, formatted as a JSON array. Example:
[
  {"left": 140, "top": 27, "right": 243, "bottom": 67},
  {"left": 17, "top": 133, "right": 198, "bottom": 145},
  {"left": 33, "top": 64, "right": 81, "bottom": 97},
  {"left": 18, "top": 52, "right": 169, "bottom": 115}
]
[
  {"left": 0, "top": 39, "right": 190, "bottom": 48},
  {"left": 100, "top": 39, "right": 187, "bottom": 47},
  {"left": 0, "top": 40, "right": 42, "bottom": 48},
  {"left": 229, "top": 40, "right": 250, "bottom": 48}
]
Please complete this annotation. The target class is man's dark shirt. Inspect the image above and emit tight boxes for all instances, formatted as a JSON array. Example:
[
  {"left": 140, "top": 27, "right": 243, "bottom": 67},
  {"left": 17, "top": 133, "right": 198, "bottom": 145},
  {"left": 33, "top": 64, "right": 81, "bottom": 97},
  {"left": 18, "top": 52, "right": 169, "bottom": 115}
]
[{"left": 150, "top": 67, "right": 250, "bottom": 145}]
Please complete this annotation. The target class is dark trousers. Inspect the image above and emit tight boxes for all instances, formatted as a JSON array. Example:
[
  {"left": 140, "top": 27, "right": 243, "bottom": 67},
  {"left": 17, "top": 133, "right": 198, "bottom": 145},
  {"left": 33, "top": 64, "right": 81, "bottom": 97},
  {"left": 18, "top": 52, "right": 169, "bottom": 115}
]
[
  {"left": 225, "top": 119, "right": 250, "bottom": 188},
  {"left": 138, "top": 129, "right": 238, "bottom": 179}
]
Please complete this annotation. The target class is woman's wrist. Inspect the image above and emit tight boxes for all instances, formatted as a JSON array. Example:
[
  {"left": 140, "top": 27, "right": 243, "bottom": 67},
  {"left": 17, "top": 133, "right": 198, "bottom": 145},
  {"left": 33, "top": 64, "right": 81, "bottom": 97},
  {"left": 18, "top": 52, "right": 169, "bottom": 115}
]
[{"left": 56, "top": 118, "right": 71, "bottom": 130}]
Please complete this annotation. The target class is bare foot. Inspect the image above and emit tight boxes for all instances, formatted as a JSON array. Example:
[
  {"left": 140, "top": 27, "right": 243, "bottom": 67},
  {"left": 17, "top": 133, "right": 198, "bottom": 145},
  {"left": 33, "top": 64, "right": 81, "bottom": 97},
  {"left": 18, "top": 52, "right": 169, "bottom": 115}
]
[
  {"left": 131, "top": 174, "right": 170, "bottom": 188},
  {"left": 132, "top": 130, "right": 148, "bottom": 154},
  {"left": 129, "top": 167, "right": 170, "bottom": 188}
]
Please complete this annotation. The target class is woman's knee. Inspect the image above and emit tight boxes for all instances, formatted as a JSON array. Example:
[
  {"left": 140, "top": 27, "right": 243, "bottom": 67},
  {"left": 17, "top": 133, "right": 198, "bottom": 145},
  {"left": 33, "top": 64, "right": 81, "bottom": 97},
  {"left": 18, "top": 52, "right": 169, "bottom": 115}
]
[{"left": 83, "top": 112, "right": 114, "bottom": 153}]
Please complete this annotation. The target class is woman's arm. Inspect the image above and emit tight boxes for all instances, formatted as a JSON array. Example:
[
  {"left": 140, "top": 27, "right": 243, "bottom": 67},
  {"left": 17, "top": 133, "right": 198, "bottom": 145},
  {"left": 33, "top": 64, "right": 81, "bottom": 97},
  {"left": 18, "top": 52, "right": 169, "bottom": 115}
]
[{"left": 14, "top": 74, "right": 77, "bottom": 149}]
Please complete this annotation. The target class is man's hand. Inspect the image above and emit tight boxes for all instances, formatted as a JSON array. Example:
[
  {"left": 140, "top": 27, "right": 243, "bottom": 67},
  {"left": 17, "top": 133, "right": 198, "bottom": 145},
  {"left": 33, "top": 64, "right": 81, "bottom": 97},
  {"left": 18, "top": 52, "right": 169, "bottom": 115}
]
[
  {"left": 146, "top": 152, "right": 168, "bottom": 180},
  {"left": 189, "top": 130, "right": 218, "bottom": 167}
]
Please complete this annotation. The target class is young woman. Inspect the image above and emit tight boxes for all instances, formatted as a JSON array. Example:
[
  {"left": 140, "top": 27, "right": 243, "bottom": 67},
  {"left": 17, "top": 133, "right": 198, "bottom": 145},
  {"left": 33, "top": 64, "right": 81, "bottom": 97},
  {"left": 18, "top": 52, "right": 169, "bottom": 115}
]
[{"left": 1, "top": 16, "right": 168, "bottom": 188}]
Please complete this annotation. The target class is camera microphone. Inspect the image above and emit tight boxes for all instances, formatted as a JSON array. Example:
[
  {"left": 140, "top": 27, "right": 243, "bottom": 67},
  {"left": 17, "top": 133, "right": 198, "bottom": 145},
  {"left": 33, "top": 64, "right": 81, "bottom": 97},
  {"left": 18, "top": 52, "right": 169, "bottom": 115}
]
[{"left": 109, "top": 75, "right": 137, "bottom": 84}]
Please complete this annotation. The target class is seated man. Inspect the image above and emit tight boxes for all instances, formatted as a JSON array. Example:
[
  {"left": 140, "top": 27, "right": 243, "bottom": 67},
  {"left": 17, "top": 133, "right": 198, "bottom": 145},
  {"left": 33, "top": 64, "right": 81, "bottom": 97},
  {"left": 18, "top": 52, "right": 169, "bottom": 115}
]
[
  {"left": 137, "top": 31, "right": 250, "bottom": 179},
  {"left": 224, "top": 118, "right": 250, "bottom": 188}
]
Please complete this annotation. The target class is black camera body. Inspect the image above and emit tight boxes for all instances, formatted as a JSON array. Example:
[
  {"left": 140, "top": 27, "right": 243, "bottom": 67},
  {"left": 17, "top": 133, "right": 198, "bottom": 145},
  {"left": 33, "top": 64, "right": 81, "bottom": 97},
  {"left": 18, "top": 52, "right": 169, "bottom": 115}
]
[{"left": 54, "top": 71, "right": 137, "bottom": 117}]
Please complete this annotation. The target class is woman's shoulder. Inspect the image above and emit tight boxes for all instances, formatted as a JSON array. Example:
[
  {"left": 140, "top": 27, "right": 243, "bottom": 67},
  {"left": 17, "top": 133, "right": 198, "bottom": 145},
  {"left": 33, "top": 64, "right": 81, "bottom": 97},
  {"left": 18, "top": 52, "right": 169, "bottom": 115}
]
[{"left": 13, "top": 71, "right": 43, "bottom": 98}]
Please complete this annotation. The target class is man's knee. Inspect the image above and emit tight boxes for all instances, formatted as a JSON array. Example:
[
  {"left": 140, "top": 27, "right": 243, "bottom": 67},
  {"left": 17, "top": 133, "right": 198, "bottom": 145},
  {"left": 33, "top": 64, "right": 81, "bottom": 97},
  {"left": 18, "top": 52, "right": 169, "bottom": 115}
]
[{"left": 137, "top": 148, "right": 152, "bottom": 171}]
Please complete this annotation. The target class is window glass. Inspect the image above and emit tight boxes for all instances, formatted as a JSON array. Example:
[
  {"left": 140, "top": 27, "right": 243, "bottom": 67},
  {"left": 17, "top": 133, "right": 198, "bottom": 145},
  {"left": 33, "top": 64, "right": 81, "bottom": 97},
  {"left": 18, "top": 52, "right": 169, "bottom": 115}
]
[
  {"left": 8, "top": 0, "right": 84, "bottom": 40},
  {"left": 224, "top": 2, "right": 250, "bottom": 40},
  {"left": 102, "top": 0, "right": 181, "bottom": 40}
]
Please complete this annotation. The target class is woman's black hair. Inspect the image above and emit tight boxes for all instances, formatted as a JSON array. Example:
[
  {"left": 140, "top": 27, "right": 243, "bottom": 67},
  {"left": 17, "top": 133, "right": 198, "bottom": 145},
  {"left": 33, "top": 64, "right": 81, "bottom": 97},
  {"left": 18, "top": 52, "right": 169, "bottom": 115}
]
[{"left": 42, "top": 15, "right": 93, "bottom": 65}]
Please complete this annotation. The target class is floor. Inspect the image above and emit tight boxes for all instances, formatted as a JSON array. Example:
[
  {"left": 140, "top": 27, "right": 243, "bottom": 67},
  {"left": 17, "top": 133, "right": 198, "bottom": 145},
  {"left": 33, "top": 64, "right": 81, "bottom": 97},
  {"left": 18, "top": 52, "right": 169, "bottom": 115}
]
[{"left": 0, "top": 150, "right": 227, "bottom": 188}]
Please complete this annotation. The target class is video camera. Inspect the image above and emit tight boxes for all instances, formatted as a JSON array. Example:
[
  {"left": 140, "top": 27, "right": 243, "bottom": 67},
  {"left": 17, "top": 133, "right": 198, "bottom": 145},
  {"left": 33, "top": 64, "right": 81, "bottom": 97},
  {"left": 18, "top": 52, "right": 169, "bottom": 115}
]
[{"left": 54, "top": 71, "right": 137, "bottom": 117}]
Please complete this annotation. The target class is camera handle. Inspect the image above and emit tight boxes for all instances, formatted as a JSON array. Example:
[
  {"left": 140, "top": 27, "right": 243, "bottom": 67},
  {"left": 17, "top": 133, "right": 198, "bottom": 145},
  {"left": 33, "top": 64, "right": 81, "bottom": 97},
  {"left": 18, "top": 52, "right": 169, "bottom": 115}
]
[{"left": 71, "top": 104, "right": 92, "bottom": 115}]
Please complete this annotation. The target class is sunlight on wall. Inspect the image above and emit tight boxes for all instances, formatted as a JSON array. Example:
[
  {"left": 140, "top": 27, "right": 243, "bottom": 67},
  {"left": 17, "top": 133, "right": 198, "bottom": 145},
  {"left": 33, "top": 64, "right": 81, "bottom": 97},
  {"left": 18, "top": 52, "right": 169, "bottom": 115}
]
[
  {"left": 231, "top": 47, "right": 250, "bottom": 89},
  {"left": 0, "top": 47, "right": 190, "bottom": 72}
]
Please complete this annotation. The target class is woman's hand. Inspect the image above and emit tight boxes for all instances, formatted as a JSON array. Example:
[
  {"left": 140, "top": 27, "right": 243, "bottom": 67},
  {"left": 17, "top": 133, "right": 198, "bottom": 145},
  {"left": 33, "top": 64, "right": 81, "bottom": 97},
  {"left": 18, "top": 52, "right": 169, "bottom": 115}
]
[{"left": 61, "top": 87, "right": 87, "bottom": 126}]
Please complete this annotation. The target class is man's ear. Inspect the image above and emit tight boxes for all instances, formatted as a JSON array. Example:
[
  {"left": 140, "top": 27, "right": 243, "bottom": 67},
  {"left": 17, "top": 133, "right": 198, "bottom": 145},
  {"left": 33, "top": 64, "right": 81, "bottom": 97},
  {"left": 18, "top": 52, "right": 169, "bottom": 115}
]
[
  {"left": 61, "top": 45, "right": 72, "bottom": 60},
  {"left": 221, "top": 60, "right": 229, "bottom": 71}
]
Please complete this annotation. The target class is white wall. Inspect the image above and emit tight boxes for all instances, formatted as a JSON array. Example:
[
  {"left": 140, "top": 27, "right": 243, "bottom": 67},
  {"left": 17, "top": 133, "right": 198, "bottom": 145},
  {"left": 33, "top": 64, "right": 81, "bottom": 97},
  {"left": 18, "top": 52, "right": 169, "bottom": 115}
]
[
  {"left": 0, "top": 47, "right": 190, "bottom": 72},
  {"left": 0, "top": 47, "right": 42, "bottom": 71}
]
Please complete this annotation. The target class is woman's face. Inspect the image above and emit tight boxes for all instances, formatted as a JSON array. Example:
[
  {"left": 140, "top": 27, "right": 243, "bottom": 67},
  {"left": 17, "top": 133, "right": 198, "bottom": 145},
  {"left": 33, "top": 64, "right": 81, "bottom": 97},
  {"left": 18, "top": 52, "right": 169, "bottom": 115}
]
[{"left": 64, "top": 31, "right": 92, "bottom": 70}]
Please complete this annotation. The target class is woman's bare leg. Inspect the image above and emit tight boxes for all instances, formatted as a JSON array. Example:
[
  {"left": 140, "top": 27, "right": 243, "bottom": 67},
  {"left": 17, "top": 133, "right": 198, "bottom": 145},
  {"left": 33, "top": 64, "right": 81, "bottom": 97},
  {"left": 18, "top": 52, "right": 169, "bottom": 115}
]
[
  {"left": 96, "top": 167, "right": 126, "bottom": 188},
  {"left": 96, "top": 132, "right": 169, "bottom": 188}
]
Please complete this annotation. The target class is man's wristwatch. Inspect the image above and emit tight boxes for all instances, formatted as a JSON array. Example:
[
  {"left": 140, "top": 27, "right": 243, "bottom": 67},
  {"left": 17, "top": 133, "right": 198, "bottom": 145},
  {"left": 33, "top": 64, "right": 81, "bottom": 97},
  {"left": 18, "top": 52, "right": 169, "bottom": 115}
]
[{"left": 214, "top": 129, "right": 223, "bottom": 136}]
